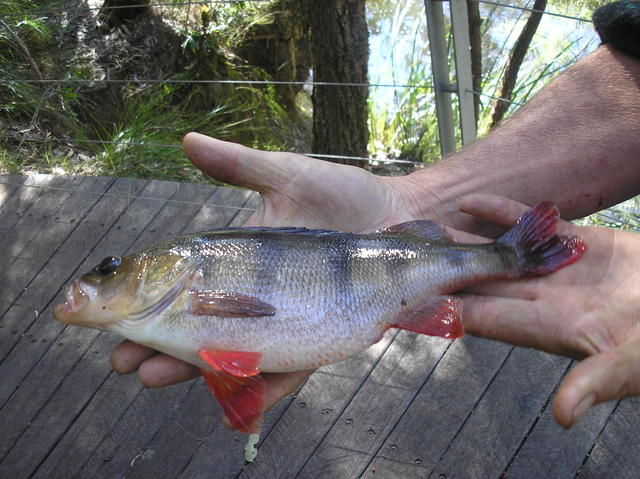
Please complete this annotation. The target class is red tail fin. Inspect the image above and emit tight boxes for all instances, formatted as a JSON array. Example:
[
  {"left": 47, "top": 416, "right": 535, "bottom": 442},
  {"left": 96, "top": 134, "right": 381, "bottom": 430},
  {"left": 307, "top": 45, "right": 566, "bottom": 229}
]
[{"left": 497, "top": 202, "right": 585, "bottom": 275}]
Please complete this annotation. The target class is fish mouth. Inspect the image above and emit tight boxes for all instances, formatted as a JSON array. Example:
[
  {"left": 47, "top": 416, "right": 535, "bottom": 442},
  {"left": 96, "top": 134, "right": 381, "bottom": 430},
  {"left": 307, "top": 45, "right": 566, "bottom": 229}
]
[{"left": 53, "top": 280, "right": 89, "bottom": 323}]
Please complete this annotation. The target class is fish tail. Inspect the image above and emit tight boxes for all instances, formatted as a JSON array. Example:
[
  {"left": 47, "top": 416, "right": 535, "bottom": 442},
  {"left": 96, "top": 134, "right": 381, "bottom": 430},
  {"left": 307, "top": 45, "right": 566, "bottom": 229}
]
[{"left": 497, "top": 202, "right": 585, "bottom": 275}]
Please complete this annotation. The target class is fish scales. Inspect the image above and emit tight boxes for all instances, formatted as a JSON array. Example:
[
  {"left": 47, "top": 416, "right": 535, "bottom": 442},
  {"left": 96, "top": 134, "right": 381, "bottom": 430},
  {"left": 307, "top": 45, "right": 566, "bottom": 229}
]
[{"left": 123, "top": 232, "right": 513, "bottom": 372}]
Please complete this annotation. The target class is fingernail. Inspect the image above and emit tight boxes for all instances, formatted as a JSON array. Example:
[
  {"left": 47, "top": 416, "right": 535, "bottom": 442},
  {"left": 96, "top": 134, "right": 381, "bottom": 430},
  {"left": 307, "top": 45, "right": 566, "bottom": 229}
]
[{"left": 572, "top": 393, "right": 596, "bottom": 425}]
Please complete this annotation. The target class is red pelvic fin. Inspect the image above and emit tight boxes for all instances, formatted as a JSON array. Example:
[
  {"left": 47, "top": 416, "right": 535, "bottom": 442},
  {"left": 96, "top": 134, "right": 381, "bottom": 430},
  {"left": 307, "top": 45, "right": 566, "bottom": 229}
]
[
  {"left": 189, "top": 290, "right": 276, "bottom": 318},
  {"left": 198, "top": 349, "right": 262, "bottom": 377},
  {"left": 390, "top": 295, "right": 464, "bottom": 339},
  {"left": 201, "top": 367, "right": 265, "bottom": 434}
]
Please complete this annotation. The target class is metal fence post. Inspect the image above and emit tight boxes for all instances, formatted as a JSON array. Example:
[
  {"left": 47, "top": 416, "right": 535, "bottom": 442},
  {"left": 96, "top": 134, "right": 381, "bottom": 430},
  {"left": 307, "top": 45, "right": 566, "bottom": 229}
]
[
  {"left": 449, "top": 0, "right": 477, "bottom": 145},
  {"left": 424, "top": 0, "right": 456, "bottom": 157},
  {"left": 425, "top": 0, "right": 477, "bottom": 156}
]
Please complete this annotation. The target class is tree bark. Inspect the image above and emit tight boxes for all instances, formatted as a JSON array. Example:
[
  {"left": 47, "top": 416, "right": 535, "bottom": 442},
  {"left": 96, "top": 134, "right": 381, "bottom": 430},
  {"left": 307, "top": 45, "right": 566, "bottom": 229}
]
[
  {"left": 236, "top": 0, "right": 312, "bottom": 116},
  {"left": 467, "top": 0, "right": 482, "bottom": 123},
  {"left": 490, "top": 0, "right": 547, "bottom": 127},
  {"left": 99, "top": 0, "right": 151, "bottom": 29},
  {"left": 308, "top": 0, "right": 369, "bottom": 165}
]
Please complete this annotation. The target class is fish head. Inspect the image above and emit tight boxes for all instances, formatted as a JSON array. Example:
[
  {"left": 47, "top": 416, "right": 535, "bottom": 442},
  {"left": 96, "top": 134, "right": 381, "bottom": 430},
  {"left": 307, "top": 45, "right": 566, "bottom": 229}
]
[{"left": 53, "top": 250, "right": 195, "bottom": 328}]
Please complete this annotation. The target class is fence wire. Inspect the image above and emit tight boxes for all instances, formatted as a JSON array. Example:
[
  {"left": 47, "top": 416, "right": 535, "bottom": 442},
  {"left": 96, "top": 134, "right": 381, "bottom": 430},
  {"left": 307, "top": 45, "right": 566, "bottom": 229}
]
[
  {"left": 0, "top": 0, "right": 593, "bottom": 172},
  {"left": 1, "top": 136, "right": 427, "bottom": 167},
  {"left": 0, "top": 0, "right": 274, "bottom": 18},
  {"left": 470, "top": 0, "right": 591, "bottom": 23},
  {"left": 1, "top": 0, "right": 591, "bottom": 24},
  {"left": 0, "top": 178, "right": 258, "bottom": 211},
  {"left": 0, "top": 78, "right": 434, "bottom": 90},
  {"left": 2, "top": 178, "right": 638, "bottom": 232}
]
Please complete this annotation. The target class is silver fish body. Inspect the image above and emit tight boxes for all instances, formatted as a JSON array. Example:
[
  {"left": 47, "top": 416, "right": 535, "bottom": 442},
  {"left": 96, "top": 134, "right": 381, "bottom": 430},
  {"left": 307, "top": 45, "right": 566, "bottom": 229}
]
[
  {"left": 111, "top": 228, "right": 515, "bottom": 372},
  {"left": 53, "top": 202, "right": 585, "bottom": 433}
]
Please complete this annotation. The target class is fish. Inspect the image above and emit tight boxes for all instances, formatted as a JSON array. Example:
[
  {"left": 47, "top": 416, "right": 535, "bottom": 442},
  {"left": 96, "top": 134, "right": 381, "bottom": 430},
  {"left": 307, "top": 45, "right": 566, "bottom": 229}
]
[{"left": 53, "top": 202, "right": 585, "bottom": 433}]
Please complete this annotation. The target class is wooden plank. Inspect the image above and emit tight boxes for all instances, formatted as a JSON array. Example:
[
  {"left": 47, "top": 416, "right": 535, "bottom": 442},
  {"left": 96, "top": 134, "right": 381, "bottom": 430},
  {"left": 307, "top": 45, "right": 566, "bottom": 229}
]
[
  {"left": 361, "top": 336, "right": 510, "bottom": 477},
  {"left": 124, "top": 384, "right": 245, "bottom": 479},
  {"left": 0, "top": 179, "right": 158, "bottom": 464},
  {"left": 426, "top": 347, "right": 568, "bottom": 478},
  {"left": 0, "top": 176, "right": 45, "bottom": 233},
  {"left": 31, "top": 185, "right": 254, "bottom": 479},
  {"left": 0, "top": 181, "right": 185, "bottom": 474},
  {"left": 0, "top": 176, "right": 114, "bottom": 265},
  {"left": 575, "top": 398, "right": 640, "bottom": 478},
  {"left": 0, "top": 175, "right": 27, "bottom": 210},
  {"left": 233, "top": 334, "right": 398, "bottom": 479},
  {"left": 503, "top": 388, "right": 615, "bottom": 478},
  {"left": 0, "top": 179, "right": 178, "bottom": 475},
  {"left": 0, "top": 175, "right": 85, "bottom": 278},
  {"left": 0, "top": 257, "right": 46, "bottom": 306},
  {"left": 0, "top": 175, "right": 78, "bottom": 243},
  {"left": 0, "top": 175, "right": 90, "bottom": 265},
  {"left": 0, "top": 304, "right": 40, "bottom": 363},
  {"left": 294, "top": 332, "right": 451, "bottom": 478},
  {"left": 0, "top": 178, "right": 149, "bottom": 408},
  {"left": 360, "top": 456, "right": 426, "bottom": 479},
  {"left": 80, "top": 190, "right": 262, "bottom": 478}
]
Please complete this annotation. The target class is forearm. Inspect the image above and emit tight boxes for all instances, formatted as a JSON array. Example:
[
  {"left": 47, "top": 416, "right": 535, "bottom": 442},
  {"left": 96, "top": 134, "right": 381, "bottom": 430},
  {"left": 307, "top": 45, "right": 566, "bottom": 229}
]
[{"left": 405, "top": 45, "right": 640, "bottom": 229}]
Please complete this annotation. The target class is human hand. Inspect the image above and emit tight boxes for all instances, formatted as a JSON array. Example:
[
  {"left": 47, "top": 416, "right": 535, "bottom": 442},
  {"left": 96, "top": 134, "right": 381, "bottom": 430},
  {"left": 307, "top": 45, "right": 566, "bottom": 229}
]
[
  {"left": 111, "top": 133, "right": 430, "bottom": 424},
  {"left": 458, "top": 194, "right": 640, "bottom": 428}
]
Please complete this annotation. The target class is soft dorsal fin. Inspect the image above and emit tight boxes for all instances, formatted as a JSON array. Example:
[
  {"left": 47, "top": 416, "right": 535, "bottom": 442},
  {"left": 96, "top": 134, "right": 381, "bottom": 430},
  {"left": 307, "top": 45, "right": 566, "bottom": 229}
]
[
  {"left": 189, "top": 290, "right": 276, "bottom": 318},
  {"left": 378, "top": 220, "right": 454, "bottom": 242}
]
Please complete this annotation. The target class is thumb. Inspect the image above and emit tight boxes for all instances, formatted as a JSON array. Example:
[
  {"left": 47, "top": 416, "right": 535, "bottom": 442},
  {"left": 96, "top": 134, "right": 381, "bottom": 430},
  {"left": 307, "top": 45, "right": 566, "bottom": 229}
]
[
  {"left": 183, "top": 132, "right": 304, "bottom": 194},
  {"left": 554, "top": 339, "right": 640, "bottom": 428}
]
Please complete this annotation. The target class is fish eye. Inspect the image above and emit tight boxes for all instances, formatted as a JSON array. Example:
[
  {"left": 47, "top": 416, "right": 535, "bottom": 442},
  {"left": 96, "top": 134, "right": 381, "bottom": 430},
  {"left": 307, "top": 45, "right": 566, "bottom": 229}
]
[{"left": 95, "top": 256, "right": 121, "bottom": 276}]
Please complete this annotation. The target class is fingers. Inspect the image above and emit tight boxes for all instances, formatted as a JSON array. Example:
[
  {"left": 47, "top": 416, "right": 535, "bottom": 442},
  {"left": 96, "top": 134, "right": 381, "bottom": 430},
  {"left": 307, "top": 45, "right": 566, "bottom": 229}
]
[
  {"left": 459, "top": 194, "right": 529, "bottom": 228},
  {"left": 554, "top": 337, "right": 640, "bottom": 428},
  {"left": 137, "top": 354, "right": 200, "bottom": 388},
  {"left": 221, "top": 370, "right": 313, "bottom": 429},
  {"left": 111, "top": 340, "right": 157, "bottom": 374},
  {"left": 459, "top": 194, "right": 575, "bottom": 235},
  {"left": 459, "top": 293, "right": 575, "bottom": 357},
  {"left": 183, "top": 132, "right": 303, "bottom": 193},
  {"left": 111, "top": 340, "right": 199, "bottom": 387}
]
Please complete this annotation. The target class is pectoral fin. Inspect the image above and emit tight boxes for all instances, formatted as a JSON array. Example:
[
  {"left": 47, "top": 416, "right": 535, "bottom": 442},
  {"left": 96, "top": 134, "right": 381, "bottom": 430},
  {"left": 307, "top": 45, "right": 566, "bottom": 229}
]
[
  {"left": 189, "top": 290, "right": 276, "bottom": 318},
  {"left": 390, "top": 295, "right": 464, "bottom": 339},
  {"left": 200, "top": 367, "right": 265, "bottom": 434}
]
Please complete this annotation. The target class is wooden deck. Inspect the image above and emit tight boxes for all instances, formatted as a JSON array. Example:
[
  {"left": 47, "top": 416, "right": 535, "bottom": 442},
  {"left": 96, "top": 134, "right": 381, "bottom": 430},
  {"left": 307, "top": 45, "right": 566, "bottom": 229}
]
[{"left": 0, "top": 173, "right": 638, "bottom": 479}]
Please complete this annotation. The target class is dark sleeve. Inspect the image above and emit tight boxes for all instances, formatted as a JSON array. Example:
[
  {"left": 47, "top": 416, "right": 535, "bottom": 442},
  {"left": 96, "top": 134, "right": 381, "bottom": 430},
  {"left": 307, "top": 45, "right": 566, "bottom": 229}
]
[{"left": 593, "top": 1, "right": 640, "bottom": 58}]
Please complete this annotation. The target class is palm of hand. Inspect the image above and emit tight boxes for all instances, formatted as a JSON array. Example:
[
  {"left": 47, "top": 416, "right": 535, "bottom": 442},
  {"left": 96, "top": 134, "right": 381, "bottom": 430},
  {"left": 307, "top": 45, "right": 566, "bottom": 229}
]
[
  {"left": 111, "top": 134, "right": 420, "bottom": 423},
  {"left": 459, "top": 195, "right": 640, "bottom": 427}
]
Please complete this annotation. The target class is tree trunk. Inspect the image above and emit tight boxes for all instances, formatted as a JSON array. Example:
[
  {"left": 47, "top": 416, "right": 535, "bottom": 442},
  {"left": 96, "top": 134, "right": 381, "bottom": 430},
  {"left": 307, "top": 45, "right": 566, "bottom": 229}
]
[
  {"left": 235, "top": 0, "right": 312, "bottom": 116},
  {"left": 490, "top": 0, "right": 547, "bottom": 127},
  {"left": 308, "top": 0, "right": 369, "bottom": 165},
  {"left": 467, "top": 0, "right": 482, "bottom": 123},
  {"left": 99, "top": 0, "right": 151, "bottom": 29}
]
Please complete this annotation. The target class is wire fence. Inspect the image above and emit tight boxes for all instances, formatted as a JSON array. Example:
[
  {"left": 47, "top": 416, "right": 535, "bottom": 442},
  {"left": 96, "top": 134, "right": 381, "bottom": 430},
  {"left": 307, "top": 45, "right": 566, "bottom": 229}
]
[
  {"left": 0, "top": 1, "right": 599, "bottom": 171},
  {"left": 1, "top": 177, "right": 638, "bottom": 232}
]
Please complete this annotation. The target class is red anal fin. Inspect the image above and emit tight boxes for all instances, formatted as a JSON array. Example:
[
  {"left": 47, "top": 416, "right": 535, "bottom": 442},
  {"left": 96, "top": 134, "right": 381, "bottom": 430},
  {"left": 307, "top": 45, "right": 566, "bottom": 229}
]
[
  {"left": 201, "top": 368, "right": 265, "bottom": 434},
  {"left": 390, "top": 295, "right": 464, "bottom": 339},
  {"left": 199, "top": 349, "right": 262, "bottom": 377},
  {"left": 189, "top": 290, "right": 276, "bottom": 318}
]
